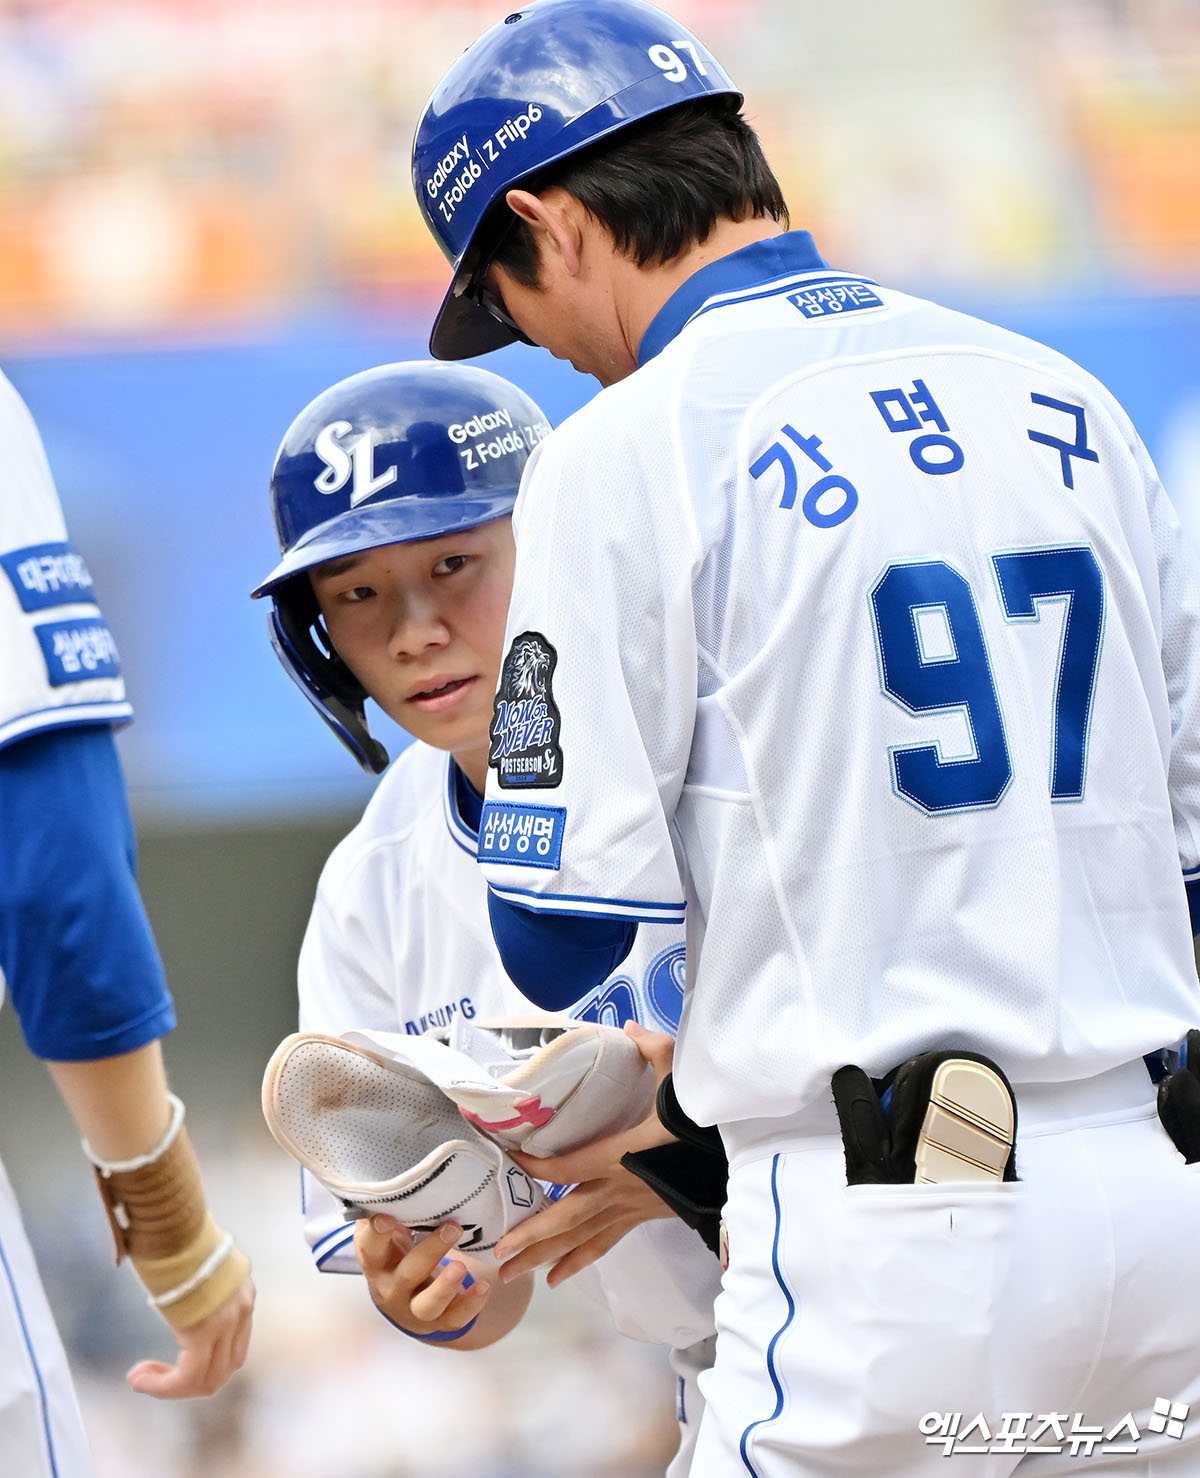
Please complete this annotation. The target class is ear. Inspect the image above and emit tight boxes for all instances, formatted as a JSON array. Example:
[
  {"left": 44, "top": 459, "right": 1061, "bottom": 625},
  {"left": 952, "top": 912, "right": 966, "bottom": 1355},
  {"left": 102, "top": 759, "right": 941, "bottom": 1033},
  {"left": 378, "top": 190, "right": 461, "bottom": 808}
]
[{"left": 504, "top": 188, "right": 583, "bottom": 278}]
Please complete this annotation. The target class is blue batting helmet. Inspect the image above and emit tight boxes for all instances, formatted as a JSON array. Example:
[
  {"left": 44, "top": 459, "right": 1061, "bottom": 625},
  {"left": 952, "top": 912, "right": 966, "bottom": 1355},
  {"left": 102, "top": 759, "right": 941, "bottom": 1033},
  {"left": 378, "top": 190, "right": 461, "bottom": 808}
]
[
  {"left": 413, "top": 0, "right": 740, "bottom": 361},
  {"left": 252, "top": 361, "right": 552, "bottom": 773}
]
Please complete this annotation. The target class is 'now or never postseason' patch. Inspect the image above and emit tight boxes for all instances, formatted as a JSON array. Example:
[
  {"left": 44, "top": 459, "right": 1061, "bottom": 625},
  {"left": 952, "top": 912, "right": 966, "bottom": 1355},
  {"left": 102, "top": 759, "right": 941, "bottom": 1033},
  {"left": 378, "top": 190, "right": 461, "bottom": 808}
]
[{"left": 488, "top": 631, "right": 564, "bottom": 790}]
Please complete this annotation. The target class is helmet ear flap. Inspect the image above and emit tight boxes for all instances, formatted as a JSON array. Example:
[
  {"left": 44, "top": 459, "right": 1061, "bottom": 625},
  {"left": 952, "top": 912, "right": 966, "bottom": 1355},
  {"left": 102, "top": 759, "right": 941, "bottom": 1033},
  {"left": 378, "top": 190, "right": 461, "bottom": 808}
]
[
  {"left": 268, "top": 580, "right": 389, "bottom": 776},
  {"left": 281, "top": 579, "right": 365, "bottom": 706}
]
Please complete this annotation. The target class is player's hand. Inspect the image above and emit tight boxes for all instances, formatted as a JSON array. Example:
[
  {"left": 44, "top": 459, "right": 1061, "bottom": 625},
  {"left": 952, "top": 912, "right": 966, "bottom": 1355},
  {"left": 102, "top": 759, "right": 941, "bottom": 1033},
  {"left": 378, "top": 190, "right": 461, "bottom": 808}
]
[
  {"left": 126, "top": 1271, "right": 255, "bottom": 1399},
  {"left": 494, "top": 1025, "right": 682, "bottom": 1288},
  {"left": 496, "top": 1148, "right": 675, "bottom": 1287},
  {"left": 354, "top": 1216, "right": 492, "bottom": 1338},
  {"left": 624, "top": 1018, "right": 676, "bottom": 1093}
]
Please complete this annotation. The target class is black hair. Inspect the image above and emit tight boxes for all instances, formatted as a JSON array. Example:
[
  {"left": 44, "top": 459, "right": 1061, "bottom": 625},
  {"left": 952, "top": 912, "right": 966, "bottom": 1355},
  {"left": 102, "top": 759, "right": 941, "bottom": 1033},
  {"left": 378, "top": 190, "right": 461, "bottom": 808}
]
[{"left": 483, "top": 96, "right": 788, "bottom": 288}]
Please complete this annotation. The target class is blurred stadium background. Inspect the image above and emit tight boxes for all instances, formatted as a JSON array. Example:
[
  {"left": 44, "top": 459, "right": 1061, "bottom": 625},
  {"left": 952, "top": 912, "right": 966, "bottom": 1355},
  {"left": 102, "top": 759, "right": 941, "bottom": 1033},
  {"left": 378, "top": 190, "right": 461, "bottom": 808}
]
[{"left": 0, "top": 0, "right": 1195, "bottom": 1472}]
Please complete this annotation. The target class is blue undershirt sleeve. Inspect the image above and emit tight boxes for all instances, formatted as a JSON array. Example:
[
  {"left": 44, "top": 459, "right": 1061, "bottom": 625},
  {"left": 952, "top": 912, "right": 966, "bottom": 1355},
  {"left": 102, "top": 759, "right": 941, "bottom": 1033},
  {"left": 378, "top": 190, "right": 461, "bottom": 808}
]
[
  {"left": 487, "top": 888, "right": 636, "bottom": 1011},
  {"left": 0, "top": 724, "right": 175, "bottom": 1061},
  {"left": 1186, "top": 876, "right": 1200, "bottom": 937}
]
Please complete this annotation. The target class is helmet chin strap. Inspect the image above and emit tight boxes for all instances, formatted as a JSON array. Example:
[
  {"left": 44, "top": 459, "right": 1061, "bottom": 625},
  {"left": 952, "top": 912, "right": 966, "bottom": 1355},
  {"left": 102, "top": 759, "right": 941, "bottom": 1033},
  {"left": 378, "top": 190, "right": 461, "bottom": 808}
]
[{"left": 267, "top": 602, "right": 390, "bottom": 775}]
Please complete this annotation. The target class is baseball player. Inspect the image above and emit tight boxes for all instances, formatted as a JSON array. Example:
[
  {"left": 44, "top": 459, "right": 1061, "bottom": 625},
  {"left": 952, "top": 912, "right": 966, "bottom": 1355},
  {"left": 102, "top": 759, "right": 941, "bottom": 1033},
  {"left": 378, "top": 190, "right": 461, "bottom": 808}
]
[
  {"left": 0, "top": 369, "right": 254, "bottom": 1477},
  {"left": 410, "top": 2, "right": 1200, "bottom": 1473},
  {"left": 251, "top": 359, "right": 721, "bottom": 1475}
]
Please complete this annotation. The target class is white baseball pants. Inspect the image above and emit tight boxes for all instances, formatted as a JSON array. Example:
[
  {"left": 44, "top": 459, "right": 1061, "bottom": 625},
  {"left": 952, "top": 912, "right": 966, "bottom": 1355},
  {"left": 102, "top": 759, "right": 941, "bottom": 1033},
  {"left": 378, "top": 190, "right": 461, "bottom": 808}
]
[
  {"left": 0, "top": 1157, "right": 93, "bottom": 1478},
  {"left": 691, "top": 1061, "right": 1200, "bottom": 1476}
]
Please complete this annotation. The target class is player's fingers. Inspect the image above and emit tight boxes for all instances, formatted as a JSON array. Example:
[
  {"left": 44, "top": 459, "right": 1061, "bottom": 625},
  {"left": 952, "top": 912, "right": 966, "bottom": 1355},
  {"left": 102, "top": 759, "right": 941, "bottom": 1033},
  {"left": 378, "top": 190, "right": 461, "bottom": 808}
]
[
  {"left": 493, "top": 1182, "right": 604, "bottom": 1262},
  {"left": 429, "top": 1279, "right": 491, "bottom": 1333},
  {"left": 229, "top": 1295, "right": 254, "bottom": 1374},
  {"left": 407, "top": 1256, "right": 466, "bottom": 1320},
  {"left": 498, "top": 1208, "right": 613, "bottom": 1282},
  {"left": 199, "top": 1310, "right": 251, "bottom": 1392},
  {"left": 409, "top": 1260, "right": 490, "bottom": 1324},
  {"left": 366, "top": 1223, "right": 468, "bottom": 1320},
  {"left": 511, "top": 1140, "right": 610, "bottom": 1184},
  {"left": 496, "top": 1165, "right": 660, "bottom": 1264},
  {"left": 512, "top": 1131, "right": 633, "bottom": 1186},
  {"left": 196, "top": 1280, "right": 254, "bottom": 1387},
  {"left": 545, "top": 1218, "right": 637, "bottom": 1288},
  {"left": 198, "top": 1339, "right": 237, "bottom": 1398},
  {"left": 512, "top": 1112, "right": 675, "bottom": 1186},
  {"left": 395, "top": 1221, "right": 464, "bottom": 1290},
  {"left": 354, "top": 1214, "right": 414, "bottom": 1275},
  {"left": 623, "top": 1020, "right": 676, "bottom": 1083},
  {"left": 127, "top": 1342, "right": 217, "bottom": 1400},
  {"left": 127, "top": 1281, "right": 254, "bottom": 1399},
  {"left": 126, "top": 1358, "right": 182, "bottom": 1398},
  {"left": 372, "top": 1270, "right": 489, "bottom": 1336}
]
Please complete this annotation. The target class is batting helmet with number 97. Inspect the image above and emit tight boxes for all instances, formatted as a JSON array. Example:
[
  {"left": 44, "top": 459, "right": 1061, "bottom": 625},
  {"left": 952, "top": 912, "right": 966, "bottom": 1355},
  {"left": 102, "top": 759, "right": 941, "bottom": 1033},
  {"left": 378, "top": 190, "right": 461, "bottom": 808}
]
[{"left": 413, "top": 0, "right": 741, "bottom": 361}]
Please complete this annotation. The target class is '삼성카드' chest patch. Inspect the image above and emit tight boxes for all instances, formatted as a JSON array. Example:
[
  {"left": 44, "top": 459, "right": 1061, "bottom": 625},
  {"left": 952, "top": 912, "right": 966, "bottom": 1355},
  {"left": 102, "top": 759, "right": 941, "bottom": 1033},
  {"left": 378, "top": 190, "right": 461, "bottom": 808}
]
[{"left": 488, "top": 631, "right": 563, "bottom": 789}]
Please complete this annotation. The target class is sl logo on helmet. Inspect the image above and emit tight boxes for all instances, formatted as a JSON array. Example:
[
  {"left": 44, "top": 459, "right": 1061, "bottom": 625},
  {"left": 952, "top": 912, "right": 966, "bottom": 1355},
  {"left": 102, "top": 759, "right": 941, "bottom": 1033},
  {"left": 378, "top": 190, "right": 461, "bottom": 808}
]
[{"left": 312, "top": 420, "right": 399, "bottom": 508}]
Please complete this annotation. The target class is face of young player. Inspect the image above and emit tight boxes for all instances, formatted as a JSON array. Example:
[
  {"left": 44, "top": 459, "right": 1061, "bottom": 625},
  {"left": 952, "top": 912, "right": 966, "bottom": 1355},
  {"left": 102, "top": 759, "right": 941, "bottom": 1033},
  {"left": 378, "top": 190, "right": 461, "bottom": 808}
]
[{"left": 309, "top": 518, "right": 516, "bottom": 791}]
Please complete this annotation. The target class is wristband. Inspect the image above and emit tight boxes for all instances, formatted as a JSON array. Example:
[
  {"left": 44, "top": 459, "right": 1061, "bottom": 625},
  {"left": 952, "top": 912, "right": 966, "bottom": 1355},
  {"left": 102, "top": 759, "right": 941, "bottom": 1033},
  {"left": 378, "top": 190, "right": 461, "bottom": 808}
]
[
  {"left": 83, "top": 1092, "right": 250, "bottom": 1328},
  {"left": 374, "top": 1259, "right": 478, "bottom": 1343},
  {"left": 134, "top": 1213, "right": 251, "bottom": 1329}
]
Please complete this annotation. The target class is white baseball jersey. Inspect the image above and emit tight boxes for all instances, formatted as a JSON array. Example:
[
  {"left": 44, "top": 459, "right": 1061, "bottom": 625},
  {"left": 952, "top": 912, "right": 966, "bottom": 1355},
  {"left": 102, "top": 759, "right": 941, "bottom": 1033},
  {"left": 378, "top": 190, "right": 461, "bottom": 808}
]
[
  {"left": 0, "top": 368, "right": 140, "bottom": 1478},
  {"left": 296, "top": 738, "right": 720, "bottom": 1354},
  {"left": 0, "top": 371, "right": 130, "bottom": 758},
  {"left": 478, "top": 230, "right": 1200, "bottom": 1139}
]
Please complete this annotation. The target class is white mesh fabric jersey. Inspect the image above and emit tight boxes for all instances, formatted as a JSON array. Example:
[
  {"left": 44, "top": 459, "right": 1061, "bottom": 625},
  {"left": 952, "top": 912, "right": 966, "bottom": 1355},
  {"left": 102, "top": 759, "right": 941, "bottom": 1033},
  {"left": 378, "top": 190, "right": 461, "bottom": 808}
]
[
  {"left": 294, "top": 741, "right": 719, "bottom": 1351},
  {"left": 481, "top": 263, "right": 1200, "bottom": 1135},
  {"left": 0, "top": 371, "right": 131, "bottom": 751}
]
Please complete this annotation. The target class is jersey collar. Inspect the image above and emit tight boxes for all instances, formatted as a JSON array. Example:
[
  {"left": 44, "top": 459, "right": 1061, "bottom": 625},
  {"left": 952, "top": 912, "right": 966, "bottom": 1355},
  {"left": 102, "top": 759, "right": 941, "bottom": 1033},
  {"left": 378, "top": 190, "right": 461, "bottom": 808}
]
[
  {"left": 444, "top": 757, "right": 483, "bottom": 854},
  {"left": 637, "top": 230, "right": 830, "bottom": 367}
]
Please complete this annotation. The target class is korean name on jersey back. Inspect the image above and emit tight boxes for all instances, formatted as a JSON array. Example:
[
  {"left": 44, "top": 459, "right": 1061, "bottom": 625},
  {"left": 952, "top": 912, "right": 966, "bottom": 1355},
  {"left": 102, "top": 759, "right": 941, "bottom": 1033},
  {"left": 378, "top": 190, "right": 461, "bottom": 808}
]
[{"left": 488, "top": 631, "right": 564, "bottom": 789}]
